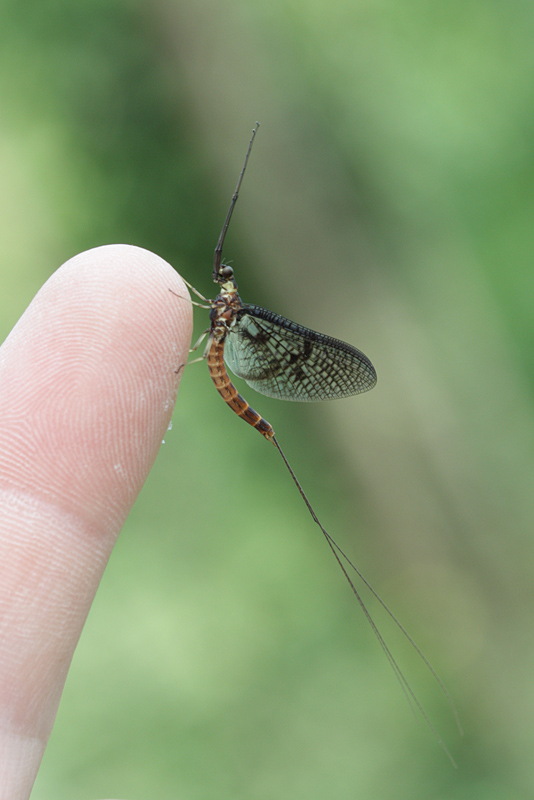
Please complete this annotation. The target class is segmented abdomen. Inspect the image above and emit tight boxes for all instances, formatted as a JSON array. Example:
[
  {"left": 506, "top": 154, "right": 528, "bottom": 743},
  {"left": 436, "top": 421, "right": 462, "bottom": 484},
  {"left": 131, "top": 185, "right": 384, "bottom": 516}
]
[{"left": 207, "top": 337, "right": 274, "bottom": 440}]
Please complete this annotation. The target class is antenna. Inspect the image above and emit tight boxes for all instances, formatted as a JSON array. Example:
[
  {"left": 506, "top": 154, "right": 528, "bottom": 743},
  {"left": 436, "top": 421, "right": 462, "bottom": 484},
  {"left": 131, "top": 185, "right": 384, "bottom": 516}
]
[{"left": 212, "top": 122, "right": 260, "bottom": 283}]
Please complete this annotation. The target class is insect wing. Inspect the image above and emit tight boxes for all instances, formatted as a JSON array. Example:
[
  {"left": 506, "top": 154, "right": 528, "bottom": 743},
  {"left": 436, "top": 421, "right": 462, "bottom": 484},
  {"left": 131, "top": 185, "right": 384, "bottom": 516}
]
[{"left": 224, "top": 304, "right": 377, "bottom": 402}]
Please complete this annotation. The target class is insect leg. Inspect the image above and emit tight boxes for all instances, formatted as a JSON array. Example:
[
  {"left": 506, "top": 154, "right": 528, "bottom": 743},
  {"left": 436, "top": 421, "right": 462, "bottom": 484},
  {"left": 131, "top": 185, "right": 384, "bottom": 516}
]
[
  {"left": 168, "top": 287, "right": 211, "bottom": 310},
  {"left": 183, "top": 332, "right": 213, "bottom": 367},
  {"left": 173, "top": 331, "right": 213, "bottom": 375},
  {"left": 181, "top": 278, "right": 210, "bottom": 303},
  {"left": 189, "top": 329, "right": 210, "bottom": 355}
]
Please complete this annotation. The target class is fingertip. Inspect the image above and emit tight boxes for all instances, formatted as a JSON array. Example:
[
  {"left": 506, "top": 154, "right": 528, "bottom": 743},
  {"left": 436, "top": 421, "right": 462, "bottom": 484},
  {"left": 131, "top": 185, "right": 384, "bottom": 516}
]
[{"left": 0, "top": 244, "right": 194, "bottom": 533}]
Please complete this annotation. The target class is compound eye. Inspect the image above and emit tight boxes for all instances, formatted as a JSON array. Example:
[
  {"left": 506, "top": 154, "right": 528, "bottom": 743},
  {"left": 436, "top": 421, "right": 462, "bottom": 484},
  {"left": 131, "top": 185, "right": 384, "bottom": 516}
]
[{"left": 220, "top": 265, "right": 234, "bottom": 279}]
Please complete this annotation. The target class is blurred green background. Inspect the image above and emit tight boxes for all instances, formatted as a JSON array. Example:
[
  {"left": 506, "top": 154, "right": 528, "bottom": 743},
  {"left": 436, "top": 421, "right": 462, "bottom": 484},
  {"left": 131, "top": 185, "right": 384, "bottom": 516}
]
[{"left": 2, "top": 0, "right": 533, "bottom": 797}]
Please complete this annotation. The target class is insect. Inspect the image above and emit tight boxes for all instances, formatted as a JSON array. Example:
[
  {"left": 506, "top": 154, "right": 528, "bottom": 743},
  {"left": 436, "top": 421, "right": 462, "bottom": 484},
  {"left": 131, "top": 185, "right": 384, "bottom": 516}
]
[{"left": 177, "top": 123, "right": 461, "bottom": 764}]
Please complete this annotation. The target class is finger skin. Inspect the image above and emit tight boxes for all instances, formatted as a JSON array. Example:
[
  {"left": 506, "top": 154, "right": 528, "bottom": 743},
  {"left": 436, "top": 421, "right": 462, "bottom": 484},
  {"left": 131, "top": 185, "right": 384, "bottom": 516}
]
[{"left": 0, "top": 244, "right": 193, "bottom": 799}]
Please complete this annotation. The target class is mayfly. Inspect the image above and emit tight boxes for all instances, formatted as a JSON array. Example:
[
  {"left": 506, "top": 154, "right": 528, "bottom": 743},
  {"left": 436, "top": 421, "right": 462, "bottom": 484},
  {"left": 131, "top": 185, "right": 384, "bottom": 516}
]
[{"left": 177, "top": 123, "right": 461, "bottom": 763}]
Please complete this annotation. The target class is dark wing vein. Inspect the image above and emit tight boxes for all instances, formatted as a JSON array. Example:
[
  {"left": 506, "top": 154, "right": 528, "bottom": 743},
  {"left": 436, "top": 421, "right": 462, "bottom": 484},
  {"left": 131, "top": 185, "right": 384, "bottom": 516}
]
[{"left": 223, "top": 305, "right": 377, "bottom": 401}]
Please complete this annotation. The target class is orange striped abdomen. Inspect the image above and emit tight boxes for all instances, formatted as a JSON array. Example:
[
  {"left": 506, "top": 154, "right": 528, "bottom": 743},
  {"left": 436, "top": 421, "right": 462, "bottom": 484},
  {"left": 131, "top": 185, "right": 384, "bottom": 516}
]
[{"left": 207, "top": 337, "right": 274, "bottom": 440}]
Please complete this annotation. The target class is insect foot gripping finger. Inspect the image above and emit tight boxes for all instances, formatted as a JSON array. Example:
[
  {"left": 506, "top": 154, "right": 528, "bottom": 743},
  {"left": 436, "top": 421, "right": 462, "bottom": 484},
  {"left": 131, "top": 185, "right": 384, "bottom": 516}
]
[
  {"left": 169, "top": 287, "right": 211, "bottom": 310},
  {"left": 189, "top": 329, "right": 210, "bottom": 354},
  {"left": 181, "top": 276, "right": 210, "bottom": 302},
  {"left": 175, "top": 331, "right": 214, "bottom": 373}
]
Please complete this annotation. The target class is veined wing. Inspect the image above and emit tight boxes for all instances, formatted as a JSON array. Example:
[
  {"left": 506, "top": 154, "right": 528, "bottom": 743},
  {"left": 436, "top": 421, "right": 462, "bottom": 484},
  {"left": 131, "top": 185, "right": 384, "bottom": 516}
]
[{"left": 224, "top": 304, "right": 377, "bottom": 402}]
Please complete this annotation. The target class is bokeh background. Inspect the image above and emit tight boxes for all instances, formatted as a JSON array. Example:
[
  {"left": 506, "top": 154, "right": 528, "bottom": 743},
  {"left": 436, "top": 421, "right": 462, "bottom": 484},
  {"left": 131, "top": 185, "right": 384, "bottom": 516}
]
[{"left": 2, "top": 1, "right": 533, "bottom": 798}]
